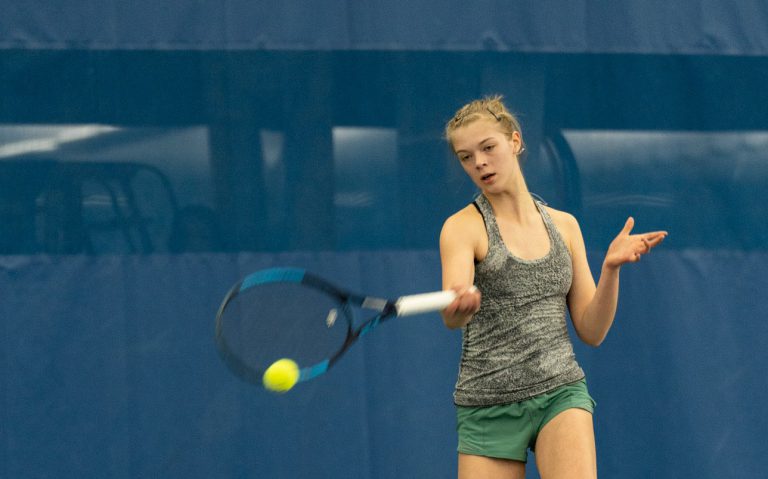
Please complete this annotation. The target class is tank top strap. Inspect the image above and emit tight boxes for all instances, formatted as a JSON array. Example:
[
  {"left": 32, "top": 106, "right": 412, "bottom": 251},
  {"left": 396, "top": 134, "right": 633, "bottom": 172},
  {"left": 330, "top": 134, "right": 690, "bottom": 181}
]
[
  {"left": 472, "top": 194, "right": 503, "bottom": 248},
  {"left": 533, "top": 199, "right": 569, "bottom": 255},
  {"left": 534, "top": 199, "right": 555, "bottom": 232}
]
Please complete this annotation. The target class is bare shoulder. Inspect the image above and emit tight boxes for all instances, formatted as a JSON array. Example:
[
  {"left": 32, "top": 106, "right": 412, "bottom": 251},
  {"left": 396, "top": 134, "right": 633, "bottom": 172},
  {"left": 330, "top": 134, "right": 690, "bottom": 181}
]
[
  {"left": 442, "top": 203, "right": 483, "bottom": 233},
  {"left": 440, "top": 204, "right": 486, "bottom": 249},
  {"left": 542, "top": 204, "right": 582, "bottom": 247}
]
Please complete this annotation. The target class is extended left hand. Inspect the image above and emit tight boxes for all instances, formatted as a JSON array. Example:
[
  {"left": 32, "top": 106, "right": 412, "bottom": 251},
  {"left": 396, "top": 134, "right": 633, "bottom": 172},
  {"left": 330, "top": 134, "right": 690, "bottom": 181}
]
[{"left": 604, "top": 217, "right": 668, "bottom": 269}]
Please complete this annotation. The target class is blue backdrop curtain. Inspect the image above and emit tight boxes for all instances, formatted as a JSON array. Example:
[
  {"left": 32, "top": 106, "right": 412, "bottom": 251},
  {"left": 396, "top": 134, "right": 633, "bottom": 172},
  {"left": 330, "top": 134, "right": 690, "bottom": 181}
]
[
  {"left": 2, "top": 2, "right": 768, "bottom": 478},
  {"left": 2, "top": 1, "right": 768, "bottom": 55}
]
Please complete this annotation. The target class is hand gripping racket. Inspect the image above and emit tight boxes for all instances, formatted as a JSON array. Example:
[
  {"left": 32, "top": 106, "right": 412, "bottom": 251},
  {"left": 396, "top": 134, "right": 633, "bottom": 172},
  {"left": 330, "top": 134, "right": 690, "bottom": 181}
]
[{"left": 214, "top": 267, "right": 456, "bottom": 391}]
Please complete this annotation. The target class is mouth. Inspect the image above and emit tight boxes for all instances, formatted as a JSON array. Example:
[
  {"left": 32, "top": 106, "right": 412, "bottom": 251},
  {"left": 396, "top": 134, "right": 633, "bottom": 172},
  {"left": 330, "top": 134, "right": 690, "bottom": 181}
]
[{"left": 480, "top": 173, "right": 496, "bottom": 183}]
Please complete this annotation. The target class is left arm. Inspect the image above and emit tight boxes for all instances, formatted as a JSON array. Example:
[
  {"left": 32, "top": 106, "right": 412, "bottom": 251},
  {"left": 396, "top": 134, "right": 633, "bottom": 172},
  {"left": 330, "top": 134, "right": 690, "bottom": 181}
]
[{"left": 564, "top": 215, "right": 668, "bottom": 346}]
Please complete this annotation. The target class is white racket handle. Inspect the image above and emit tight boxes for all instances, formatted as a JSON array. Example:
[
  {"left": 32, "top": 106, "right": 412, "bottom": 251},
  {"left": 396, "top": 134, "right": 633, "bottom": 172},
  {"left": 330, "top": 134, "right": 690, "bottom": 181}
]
[{"left": 395, "top": 287, "right": 475, "bottom": 317}]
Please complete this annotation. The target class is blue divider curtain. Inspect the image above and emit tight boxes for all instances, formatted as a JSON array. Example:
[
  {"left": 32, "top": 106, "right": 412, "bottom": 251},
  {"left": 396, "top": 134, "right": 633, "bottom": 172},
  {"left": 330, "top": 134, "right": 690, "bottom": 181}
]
[
  {"left": 2, "top": 250, "right": 767, "bottom": 478},
  {"left": 2, "top": 1, "right": 768, "bottom": 478}
]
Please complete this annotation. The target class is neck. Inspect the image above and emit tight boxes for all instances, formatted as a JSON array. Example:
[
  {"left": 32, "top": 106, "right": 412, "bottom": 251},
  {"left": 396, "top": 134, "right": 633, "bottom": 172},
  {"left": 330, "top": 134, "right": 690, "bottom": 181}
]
[{"left": 483, "top": 188, "right": 538, "bottom": 224}]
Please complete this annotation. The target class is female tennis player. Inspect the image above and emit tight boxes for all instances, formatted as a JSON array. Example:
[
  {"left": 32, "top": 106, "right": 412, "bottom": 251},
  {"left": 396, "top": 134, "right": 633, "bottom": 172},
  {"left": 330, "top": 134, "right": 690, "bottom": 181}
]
[{"left": 440, "top": 96, "right": 667, "bottom": 479}]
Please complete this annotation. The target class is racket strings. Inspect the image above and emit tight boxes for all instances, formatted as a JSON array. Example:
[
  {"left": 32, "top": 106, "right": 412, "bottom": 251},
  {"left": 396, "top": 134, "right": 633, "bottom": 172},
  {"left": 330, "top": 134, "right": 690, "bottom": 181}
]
[{"left": 216, "top": 281, "right": 350, "bottom": 377}]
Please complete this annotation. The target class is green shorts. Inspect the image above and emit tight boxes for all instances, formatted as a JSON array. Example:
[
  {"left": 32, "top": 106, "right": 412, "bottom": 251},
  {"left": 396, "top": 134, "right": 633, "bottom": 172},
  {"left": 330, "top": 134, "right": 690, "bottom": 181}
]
[{"left": 456, "top": 379, "right": 596, "bottom": 462}]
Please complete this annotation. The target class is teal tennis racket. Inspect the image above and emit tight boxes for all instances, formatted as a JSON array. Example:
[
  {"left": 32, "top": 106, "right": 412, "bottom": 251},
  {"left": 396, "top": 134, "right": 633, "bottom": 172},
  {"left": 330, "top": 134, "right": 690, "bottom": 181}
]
[{"left": 214, "top": 267, "right": 455, "bottom": 391}]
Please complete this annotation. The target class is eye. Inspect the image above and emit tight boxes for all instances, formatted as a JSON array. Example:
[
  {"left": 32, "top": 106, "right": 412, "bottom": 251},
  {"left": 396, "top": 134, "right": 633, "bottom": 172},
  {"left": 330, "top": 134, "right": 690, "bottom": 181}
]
[
  {"left": 483, "top": 144, "right": 496, "bottom": 152},
  {"left": 458, "top": 154, "right": 472, "bottom": 162}
]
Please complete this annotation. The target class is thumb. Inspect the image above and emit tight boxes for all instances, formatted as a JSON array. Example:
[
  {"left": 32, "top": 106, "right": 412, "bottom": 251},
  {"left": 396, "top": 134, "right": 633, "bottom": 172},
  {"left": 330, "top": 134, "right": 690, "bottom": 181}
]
[{"left": 621, "top": 217, "right": 635, "bottom": 235}]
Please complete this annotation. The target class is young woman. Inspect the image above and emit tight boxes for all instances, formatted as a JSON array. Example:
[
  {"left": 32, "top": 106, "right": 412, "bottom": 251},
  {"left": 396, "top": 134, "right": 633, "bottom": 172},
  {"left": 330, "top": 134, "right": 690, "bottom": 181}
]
[{"left": 440, "top": 96, "right": 667, "bottom": 479}]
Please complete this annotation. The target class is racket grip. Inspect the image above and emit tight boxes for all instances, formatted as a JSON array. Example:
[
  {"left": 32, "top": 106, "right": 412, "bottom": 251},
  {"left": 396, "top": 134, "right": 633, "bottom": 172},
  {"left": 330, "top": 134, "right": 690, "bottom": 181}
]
[{"left": 395, "top": 290, "right": 458, "bottom": 317}]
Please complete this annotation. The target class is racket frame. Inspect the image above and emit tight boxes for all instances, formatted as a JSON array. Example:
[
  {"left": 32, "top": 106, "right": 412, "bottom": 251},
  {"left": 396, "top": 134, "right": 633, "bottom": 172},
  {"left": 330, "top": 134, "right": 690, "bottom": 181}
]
[{"left": 215, "top": 267, "right": 456, "bottom": 388}]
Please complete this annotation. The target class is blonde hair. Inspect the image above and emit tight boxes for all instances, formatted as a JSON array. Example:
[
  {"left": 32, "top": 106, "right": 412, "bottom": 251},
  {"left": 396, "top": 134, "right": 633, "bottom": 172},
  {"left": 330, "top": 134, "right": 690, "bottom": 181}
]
[{"left": 445, "top": 95, "right": 524, "bottom": 151}]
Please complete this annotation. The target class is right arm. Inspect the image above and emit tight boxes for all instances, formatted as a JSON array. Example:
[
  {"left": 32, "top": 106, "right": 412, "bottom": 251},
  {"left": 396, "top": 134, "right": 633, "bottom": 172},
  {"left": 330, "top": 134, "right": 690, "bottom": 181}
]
[{"left": 439, "top": 208, "right": 482, "bottom": 329}]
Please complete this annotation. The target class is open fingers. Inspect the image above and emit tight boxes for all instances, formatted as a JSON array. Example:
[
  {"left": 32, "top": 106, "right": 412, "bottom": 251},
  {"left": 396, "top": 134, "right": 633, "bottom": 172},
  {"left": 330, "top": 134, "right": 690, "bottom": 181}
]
[
  {"left": 606, "top": 225, "right": 668, "bottom": 268},
  {"left": 632, "top": 231, "right": 667, "bottom": 260},
  {"left": 642, "top": 231, "right": 668, "bottom": 248},
  {"left": 641, "top": 237, "right": 651, "bottom": 253},
  {"left": 621, "top": 216, "right": 635, "bottom": 235}
]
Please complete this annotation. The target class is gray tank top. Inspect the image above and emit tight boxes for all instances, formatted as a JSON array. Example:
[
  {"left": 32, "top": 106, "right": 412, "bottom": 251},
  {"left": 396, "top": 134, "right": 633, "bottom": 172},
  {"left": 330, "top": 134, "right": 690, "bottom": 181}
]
[{"left": 453, "top": 194, "right": 585, "bottom": 406}]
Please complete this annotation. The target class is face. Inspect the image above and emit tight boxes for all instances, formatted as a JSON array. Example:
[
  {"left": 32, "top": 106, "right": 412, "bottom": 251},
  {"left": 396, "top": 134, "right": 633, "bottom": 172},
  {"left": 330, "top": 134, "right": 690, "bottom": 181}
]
[{"left": 450, "top": 118, "right": 523, "bottom": 192}]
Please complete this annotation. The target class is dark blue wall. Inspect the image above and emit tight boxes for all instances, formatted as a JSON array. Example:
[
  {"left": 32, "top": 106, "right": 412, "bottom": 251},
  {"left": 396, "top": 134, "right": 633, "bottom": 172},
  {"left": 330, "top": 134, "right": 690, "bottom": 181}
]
[
  {"left": 2, "top": 3, "right": 768, "bottom": 478},
  {"left": 3, "top": 1, "right": 768, "bottom": 55},
  {"left": 3, "top": 250, "right": 767, "bottom": 478}
]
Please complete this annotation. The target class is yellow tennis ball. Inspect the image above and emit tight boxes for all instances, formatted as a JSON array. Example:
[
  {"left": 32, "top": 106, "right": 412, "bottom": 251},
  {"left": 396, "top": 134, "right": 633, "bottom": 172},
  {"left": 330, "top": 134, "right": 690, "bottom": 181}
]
[{"left": 263, "top": 358, "right": 300, "bottom": 392}]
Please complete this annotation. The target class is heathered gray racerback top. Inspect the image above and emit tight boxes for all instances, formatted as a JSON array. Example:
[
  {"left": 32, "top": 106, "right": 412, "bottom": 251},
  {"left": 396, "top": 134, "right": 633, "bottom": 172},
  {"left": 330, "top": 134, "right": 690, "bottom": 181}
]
[{"left": 453, "top": 194, "right": 585, "bottom": 407}]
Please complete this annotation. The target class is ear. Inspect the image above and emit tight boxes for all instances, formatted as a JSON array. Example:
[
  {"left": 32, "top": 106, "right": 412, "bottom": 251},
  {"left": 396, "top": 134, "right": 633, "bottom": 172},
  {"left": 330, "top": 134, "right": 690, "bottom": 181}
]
[{"left": 510, "top": 131, "right": 524, "bottom": 155}]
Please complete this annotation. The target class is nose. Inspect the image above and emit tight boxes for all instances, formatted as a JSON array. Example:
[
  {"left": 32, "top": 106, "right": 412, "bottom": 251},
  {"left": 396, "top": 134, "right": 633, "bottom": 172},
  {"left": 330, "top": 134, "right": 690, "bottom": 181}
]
[{"left": 474, "top": 153, "right": 488, "bottom": 168}]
